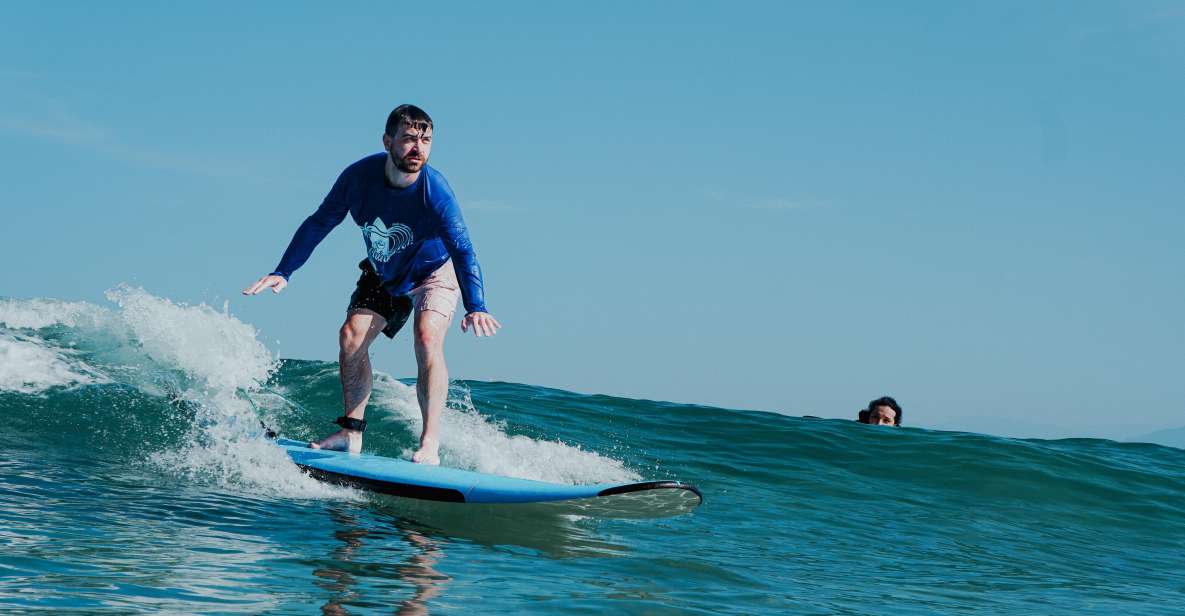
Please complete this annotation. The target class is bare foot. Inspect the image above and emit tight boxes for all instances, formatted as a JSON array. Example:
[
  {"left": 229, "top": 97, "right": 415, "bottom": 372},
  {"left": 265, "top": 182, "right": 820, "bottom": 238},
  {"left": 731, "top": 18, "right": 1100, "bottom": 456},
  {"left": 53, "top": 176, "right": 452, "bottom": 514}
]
[
  {"left": 411, "top": 437, "right": 440, "bottom": 465},
  {"left": 309, "top": 428, "right": 362, "bottom": 454}
]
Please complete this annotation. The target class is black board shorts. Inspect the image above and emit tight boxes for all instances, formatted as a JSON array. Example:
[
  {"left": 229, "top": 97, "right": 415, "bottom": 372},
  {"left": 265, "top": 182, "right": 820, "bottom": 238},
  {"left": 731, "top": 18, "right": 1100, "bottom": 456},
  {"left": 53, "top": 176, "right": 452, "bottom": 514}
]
[{"left": 347, "top": 260, "right": 413, "bottom": 339}]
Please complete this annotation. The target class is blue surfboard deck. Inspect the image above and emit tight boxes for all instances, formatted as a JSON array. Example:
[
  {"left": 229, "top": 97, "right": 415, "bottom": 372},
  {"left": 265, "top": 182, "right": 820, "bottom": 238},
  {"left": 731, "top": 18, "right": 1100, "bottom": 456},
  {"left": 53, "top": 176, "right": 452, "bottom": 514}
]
[{"left": 274, "top": 438, "right": 702, "bottom": 506}]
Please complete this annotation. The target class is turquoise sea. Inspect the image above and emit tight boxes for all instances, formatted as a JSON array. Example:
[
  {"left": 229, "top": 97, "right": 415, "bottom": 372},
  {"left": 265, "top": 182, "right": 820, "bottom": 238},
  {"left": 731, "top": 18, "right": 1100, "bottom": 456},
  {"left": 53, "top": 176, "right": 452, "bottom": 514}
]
[{"left": 2, "top": 288, "right": 1184, "bottom": 614}]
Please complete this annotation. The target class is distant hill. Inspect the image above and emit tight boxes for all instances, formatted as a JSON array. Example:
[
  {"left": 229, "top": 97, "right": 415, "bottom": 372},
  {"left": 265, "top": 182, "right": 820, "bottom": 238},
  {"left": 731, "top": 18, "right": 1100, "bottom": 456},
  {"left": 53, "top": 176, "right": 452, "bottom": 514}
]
[{"left": 1130, "top": 426, "right": 1185, "bottom": 449}]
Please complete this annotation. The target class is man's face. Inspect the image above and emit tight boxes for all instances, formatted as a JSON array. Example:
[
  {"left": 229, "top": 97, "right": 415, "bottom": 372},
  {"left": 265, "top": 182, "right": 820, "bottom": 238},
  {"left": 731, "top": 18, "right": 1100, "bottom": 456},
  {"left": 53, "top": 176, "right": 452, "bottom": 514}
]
[
  {"left": 868, "top": 405, "right": 898, "bottom": 426},
  {"left": 383, "top": 122, "right": 432, "bottom": 173}
]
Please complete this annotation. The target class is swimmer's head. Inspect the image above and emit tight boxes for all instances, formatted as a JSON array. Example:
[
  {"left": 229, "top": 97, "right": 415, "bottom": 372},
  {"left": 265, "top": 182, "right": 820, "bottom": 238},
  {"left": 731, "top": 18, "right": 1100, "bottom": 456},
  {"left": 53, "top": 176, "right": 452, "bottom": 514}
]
[{"left": 864, "top": 396, "right": 902, "bottom": 427}]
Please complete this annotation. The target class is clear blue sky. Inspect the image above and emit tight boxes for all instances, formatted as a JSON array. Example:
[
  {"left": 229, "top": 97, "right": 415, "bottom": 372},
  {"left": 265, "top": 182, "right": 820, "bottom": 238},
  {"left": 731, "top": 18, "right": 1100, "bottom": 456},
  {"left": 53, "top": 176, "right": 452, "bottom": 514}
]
[{"left": 2, "top": 2, "right": 1182, "bottom": 439}]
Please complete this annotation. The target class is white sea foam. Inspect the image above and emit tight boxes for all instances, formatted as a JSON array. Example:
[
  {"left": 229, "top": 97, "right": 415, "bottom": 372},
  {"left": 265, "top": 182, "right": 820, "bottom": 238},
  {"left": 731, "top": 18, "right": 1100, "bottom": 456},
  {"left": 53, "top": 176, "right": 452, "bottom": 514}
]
[
  {"left": 0, "top": 290, "right": 340, "bottom": 497},
  {"left": 150, "top": 434, "right": 358, "bottom": 501},
  {"left": 0, "top": 297, "right": 110, "bottom": 330},
  {"left": 96, "top": 286, "right": 349, "bottom": 499},
  {"left": 370, "top": 374, "right": 640, "bottom": 484},
  {"left": 0, "top": 332, "right": 108, "bottom": 393},
  {"left": 105, "top": 285, "right": 274, "bottom": 392}
]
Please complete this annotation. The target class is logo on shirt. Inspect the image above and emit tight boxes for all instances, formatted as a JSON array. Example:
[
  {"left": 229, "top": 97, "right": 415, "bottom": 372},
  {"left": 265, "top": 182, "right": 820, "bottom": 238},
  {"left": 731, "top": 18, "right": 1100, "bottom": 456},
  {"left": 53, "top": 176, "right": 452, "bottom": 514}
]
[{"left": 362, "top": 217, "right": 414, "bottom": 263}]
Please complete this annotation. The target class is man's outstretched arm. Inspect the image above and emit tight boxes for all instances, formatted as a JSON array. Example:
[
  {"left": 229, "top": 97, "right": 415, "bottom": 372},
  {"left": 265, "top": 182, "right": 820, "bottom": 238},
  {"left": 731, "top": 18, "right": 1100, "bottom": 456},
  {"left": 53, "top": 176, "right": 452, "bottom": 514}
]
[
  {"left": 243, "top": 177, "right": 351, "bottom": 295},
  {"left": 435, "top": 199, "right": 501, "bottom": 337}
]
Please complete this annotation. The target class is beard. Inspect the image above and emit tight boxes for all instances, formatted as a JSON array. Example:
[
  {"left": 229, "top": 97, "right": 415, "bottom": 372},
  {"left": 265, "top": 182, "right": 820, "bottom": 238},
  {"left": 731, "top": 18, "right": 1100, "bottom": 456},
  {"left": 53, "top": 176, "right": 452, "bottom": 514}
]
[{"left": 393, "top": 151, "right": 425, "bottom": 173}]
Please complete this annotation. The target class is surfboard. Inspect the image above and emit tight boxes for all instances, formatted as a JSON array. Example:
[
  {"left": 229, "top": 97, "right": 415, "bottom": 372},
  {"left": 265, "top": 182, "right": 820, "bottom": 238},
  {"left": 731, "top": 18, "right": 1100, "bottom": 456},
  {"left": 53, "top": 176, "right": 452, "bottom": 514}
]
[{"left": 273, "top": 438, "right": 702, "bottom": 511}]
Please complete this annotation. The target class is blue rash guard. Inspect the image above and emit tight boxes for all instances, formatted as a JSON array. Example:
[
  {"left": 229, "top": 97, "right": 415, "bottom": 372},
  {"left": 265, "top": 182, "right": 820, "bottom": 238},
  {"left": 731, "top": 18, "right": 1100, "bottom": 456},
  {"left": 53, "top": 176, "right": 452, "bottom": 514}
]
[{"left": 270, "top": 154, "right": 487, "bottom": 314}]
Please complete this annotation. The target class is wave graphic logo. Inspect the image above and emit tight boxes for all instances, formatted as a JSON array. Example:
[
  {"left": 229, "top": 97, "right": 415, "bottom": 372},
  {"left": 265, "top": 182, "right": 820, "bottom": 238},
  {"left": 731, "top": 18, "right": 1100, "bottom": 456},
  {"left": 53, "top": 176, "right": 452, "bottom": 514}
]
[{"left": 362, "top": 217, "right": 414, "bottom": 263}]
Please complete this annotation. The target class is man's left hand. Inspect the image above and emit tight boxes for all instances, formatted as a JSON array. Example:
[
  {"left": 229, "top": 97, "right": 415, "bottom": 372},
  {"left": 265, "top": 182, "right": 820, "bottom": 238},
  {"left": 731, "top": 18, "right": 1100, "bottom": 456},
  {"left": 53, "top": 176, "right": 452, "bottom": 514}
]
[{"left": 461, "top": 312, "right": 501, "bottom": 337}]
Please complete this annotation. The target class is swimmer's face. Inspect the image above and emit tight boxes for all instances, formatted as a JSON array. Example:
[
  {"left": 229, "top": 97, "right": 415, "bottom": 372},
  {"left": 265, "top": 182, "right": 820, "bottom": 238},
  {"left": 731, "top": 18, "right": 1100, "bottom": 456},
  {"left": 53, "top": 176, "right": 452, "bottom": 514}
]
[
  {"left": 868, "top": 405, "right": 898, "bottom": 426},
  {"left": 383, "top": 122, "right": 432, "bottom": 173}
]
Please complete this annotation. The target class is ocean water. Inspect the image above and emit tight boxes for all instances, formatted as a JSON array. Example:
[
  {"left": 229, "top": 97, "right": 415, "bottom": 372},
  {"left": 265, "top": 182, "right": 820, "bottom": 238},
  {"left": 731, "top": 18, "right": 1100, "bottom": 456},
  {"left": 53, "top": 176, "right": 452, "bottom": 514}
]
[{"left": 2, "top": 287, "right": 1185, "bottom": 614}]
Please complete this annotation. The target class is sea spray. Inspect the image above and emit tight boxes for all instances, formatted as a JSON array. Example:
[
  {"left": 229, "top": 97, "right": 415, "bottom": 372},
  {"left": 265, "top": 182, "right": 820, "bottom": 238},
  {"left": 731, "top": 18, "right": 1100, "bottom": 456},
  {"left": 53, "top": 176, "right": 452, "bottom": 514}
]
[
  {"left": 0, "top": 330, "right": 108, "bottom": 393},
  {"left": 0, "top": 288, "right": 339, "bottom": 498}
]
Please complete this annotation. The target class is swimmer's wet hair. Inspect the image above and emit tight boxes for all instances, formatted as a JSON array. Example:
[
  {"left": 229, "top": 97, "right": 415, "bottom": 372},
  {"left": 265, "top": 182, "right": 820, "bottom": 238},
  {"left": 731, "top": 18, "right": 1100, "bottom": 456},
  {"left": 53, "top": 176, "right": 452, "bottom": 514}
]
[
  {"left": 385, "top": 104, "right": 433, "bottom": 136},
  {"left": 867, "top": 396, "right": 903, "bottom": 426}
]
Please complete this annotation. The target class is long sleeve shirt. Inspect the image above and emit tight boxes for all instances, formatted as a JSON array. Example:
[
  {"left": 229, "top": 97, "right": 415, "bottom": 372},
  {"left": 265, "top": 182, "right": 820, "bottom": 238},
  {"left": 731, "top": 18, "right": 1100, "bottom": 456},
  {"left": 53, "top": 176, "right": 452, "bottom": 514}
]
[{"left": 271, "top": 154, "right": 487, "bottom": 314}]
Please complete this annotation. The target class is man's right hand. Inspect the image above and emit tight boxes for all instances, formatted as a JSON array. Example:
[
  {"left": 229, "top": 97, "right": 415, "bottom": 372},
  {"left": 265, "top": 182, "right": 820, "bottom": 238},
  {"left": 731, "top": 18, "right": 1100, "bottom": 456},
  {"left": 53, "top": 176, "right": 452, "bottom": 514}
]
[{"left": 243, "top": 275, "right": 288, "bottom": 295}]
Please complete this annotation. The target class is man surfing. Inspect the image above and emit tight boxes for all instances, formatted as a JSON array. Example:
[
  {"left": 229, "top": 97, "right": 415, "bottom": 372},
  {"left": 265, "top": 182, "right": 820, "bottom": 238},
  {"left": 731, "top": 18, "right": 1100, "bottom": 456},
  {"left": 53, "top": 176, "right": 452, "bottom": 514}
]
[{"left": 243, "top": 104, "right": 500, "bottom": 464}]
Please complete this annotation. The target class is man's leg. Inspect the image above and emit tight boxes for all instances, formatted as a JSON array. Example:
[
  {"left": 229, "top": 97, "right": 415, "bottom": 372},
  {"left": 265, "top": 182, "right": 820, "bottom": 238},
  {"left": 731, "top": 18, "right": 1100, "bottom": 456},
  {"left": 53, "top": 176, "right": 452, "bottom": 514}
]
[
  {"left": 310, "top": 308, "right": 388, "bottom": 453},
  {"left": 411, "top": 308, "right": 451, "bottom": 465}
]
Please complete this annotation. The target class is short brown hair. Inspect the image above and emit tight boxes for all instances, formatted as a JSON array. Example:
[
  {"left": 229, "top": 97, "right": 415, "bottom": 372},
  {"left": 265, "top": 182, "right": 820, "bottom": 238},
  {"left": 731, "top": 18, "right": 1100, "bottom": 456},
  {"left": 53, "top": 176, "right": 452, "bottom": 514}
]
[{"left": 385, "top": 104, "right": 433, "bottom": 136}]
